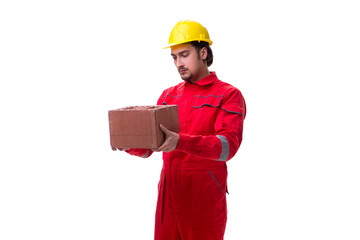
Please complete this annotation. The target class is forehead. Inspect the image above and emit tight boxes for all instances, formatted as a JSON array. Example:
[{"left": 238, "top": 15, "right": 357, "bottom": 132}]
[{"left": 170, "top": 43, "right": 195, "bottom": 55}]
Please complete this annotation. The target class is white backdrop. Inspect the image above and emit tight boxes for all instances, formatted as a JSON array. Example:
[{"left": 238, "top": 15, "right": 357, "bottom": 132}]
[{"left": 1, "top": 0, "right": 359, "bottom": 239}]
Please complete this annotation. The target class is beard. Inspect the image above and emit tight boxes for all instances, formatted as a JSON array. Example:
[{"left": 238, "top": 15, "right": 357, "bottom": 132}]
[
  {"left": 181, "top": 73, "right": 194, "bottom": 82},
  {"left": 178, "top": 68, "right": 193, "bottom": 82}
]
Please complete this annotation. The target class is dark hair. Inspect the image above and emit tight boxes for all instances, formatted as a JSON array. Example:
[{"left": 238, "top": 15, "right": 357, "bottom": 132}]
[{"left": 190, "top": 41, "right": 213, "bottom": 67}]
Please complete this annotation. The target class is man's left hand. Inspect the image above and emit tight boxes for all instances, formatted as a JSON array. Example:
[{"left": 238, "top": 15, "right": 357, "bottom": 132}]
[{"left": 156, "top": 124, "right": 179, "bottom": 152}]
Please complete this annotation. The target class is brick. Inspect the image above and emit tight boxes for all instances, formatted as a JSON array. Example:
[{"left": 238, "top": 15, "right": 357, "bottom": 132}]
[{"left": 108, "top": 105, "right": 179, "bottom": 149}]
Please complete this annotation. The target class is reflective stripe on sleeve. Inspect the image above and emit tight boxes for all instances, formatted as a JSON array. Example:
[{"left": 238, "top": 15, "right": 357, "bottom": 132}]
[
  {"left": 216, "top": 135, "right": 229, "bottom": 161},
  {"left": 140, "top": 149, "right": 151, "bottom": 158}
]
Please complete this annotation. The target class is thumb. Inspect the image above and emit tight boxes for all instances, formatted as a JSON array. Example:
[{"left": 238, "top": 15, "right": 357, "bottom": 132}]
[{"left": 160, "top": 124, "right": 169, "bottom": 134}]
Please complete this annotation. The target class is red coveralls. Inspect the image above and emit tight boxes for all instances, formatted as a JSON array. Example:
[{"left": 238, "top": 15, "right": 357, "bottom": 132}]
[{"left": 126, "top": 72, "right": 246, "bottom": 240}]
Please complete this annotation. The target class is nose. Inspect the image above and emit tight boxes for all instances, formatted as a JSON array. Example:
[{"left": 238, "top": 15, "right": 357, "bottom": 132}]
[{"left": 175, "top": 57, "right": 184, "bottom": 68}]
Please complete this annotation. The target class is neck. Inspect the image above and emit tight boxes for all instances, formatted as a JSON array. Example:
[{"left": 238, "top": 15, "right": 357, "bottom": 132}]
[{"left": 190, "top": 67, "right": 210, "bottom": 84}]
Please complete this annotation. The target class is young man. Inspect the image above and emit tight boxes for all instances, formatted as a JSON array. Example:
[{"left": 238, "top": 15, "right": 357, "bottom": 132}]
[{"left": 122, "top": 20, "right": 246, "bottom": 240}]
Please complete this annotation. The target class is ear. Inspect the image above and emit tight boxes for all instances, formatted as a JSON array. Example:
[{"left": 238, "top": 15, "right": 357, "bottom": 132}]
[{"left": 200, "top": 47, "right": 208, "bottom": 60}]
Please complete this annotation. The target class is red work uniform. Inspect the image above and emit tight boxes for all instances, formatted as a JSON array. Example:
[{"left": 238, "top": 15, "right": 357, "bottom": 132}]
[{"left": 126, "top": 72, "right": 246, "bottom": 240}]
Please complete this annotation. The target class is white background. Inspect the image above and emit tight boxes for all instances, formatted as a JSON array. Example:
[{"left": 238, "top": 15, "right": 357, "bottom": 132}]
[{"left": 1, "top": 0, "right": 359, "bottom": 239}]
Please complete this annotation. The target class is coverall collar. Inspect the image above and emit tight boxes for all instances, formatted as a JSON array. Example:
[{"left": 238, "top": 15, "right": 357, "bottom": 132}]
[{"left": 191, "top": 72, "right": 218, "bottom": 86}]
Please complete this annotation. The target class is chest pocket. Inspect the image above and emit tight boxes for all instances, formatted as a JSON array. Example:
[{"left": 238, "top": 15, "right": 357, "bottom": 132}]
[
  {"left": 192, "top": 95, "right": 223, "bottom": 108},
  {"left": 161, "top": 93, "right": 182, "bottom": 105},
  {"left": 191, "top": 95, "right": 223, "bottom": 133}
]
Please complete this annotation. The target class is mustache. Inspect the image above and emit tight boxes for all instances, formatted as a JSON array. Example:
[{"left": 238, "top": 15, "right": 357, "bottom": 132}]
[{"left": 178, "top": 67, "right": 188, "bottom": 72}]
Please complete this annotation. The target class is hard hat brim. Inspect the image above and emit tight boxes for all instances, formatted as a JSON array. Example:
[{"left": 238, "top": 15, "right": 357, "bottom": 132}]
[{"left": 163, "top": 39, "right": 213, "bottom": 49}]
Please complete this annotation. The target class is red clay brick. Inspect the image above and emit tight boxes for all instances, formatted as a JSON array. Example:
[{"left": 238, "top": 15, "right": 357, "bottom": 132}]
[{"left": 108, "top": 105, "right": 179, "bottom": 149}]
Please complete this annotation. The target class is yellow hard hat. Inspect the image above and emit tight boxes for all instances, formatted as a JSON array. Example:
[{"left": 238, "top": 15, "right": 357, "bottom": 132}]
[{"left": 163, "top": 20, "right": 213, "bottom": 49}]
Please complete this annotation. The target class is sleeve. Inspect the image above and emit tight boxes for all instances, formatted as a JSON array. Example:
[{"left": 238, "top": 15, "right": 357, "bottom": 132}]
[
  {"left": 176, "top": 88, "right": 246, "bottom": 161},
  {"left": 123, "top": 91, "right": 167, "bottom": 158},
  {"left": 125, "top": 148, "right": 152, "bottom": 158}
]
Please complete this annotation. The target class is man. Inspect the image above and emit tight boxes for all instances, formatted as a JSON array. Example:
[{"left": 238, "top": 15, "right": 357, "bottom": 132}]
[{"left": 119, "top": 20, "right": 246, "bottom": 240}]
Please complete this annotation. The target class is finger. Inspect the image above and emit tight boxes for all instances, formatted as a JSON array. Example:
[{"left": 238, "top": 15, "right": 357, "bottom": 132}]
[
  {"left": 158, "top": 141, "right": 172, "bottom": 152},
  {"left": 111, "top": 147, "right": 117, "bottom": 151},
  {"left": 157, "top": 141, "right": 167, "bottom": 152}
]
